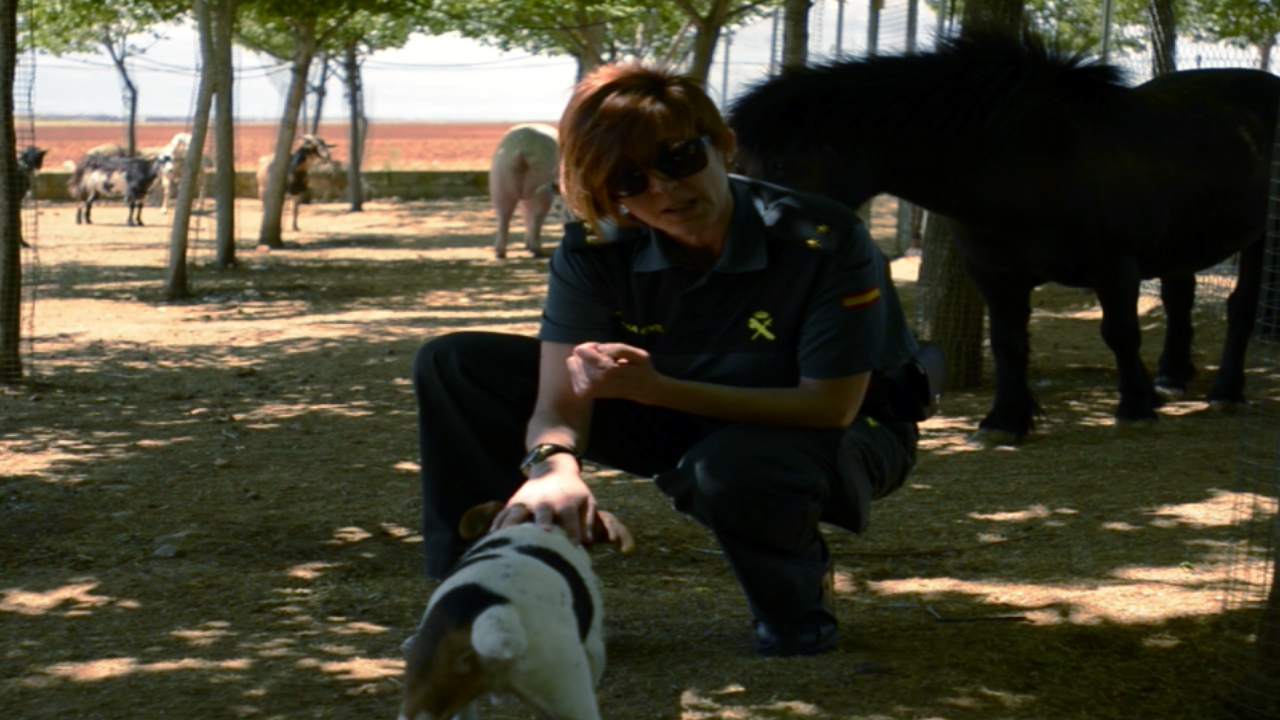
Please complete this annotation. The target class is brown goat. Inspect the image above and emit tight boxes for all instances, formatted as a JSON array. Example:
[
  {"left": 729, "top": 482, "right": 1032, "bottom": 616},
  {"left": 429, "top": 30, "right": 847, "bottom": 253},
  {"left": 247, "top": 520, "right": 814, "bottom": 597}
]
[{"left": 255, "top": 134, "right": 333, "bottom": 231}]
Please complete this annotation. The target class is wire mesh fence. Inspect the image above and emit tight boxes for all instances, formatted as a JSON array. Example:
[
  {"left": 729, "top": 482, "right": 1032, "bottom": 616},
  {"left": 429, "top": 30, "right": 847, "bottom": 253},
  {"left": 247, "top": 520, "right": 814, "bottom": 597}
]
[{"left": 1213, "top": 79, "right": 1280, "bottom": 720}]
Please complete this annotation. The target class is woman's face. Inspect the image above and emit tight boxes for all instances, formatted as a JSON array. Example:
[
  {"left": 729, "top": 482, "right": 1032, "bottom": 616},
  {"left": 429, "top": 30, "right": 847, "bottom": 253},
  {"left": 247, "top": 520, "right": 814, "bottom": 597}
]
[{"left": 613, "top": 134, "right": 736, "bottom": 248}]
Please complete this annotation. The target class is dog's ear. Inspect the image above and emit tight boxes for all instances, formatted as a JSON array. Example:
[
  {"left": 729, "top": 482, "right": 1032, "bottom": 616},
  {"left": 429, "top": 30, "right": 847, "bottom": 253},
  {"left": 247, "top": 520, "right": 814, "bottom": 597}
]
[
  {"left": 593, "top": 510, "right": 636, "bottom": 554},
  {"left": 458, "top": 501, "right": 506, "bottom": 541}
]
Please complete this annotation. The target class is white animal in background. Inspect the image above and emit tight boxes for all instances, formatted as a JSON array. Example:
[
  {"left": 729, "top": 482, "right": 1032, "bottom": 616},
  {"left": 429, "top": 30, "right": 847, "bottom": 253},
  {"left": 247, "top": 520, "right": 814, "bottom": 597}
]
[
  {"left": 83, "top": 142, "right": 128, "bottom": 159},
  {"left": 155, "top": 132, "right": 210, "bottom": 215},
  {"left": 397, "top": 501, "right": 634, "bottom": 720},
  {"left": 489, "top": 123, "right": 561, "bottom": 259}
]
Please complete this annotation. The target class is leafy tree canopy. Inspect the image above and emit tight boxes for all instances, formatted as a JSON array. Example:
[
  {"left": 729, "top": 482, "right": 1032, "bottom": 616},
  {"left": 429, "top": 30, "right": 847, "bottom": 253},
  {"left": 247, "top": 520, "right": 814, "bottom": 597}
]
[
  {"left": 429, "top": 0, "right": 688, "bottom": 65},
  {"left": 1188, "top": 0, "right": 1280, "bottom": 50},
  {"left": 235, "top": 0, "right": 413, "bottom": 60},
  {"left": 22, "top": 0, "right": 185, "bottom": 57}
]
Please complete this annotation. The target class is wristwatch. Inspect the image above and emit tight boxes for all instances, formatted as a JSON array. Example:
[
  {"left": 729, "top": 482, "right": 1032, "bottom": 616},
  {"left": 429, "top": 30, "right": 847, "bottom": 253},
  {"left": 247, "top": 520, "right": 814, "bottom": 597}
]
[{"left": 520, "top": 443, "right": 580, "bottom": 478}]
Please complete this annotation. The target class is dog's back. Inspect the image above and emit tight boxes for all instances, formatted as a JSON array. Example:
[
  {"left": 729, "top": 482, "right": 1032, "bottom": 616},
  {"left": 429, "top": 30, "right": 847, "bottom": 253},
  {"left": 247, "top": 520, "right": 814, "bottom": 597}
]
[{"left": 399, "top": 523, "right": 605, "bottom": 720}]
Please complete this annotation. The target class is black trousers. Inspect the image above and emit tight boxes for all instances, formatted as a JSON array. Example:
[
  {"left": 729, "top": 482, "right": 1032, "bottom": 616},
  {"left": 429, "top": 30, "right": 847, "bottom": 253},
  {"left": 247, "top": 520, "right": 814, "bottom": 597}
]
[{"left": 413, "top": 331, "right": 917, "bottom": 627}]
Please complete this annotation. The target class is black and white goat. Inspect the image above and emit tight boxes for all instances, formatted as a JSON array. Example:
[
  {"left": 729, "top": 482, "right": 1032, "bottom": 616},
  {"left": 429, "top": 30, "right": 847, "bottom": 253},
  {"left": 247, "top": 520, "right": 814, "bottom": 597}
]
[
  {"left": 16, "top": 145, "right": 46, "bottom": 200},
  {"left": 256, "top": 134, "right": 333, "bottom": 231},
  {"left": 13, "top": 146, "right": 47, "bottom": 247},
  {"left": 68, "top": 153, "right": 166, "bottom": 226},
  {"left": 398, "top": 502, "right": 634, "bottom": 720}
]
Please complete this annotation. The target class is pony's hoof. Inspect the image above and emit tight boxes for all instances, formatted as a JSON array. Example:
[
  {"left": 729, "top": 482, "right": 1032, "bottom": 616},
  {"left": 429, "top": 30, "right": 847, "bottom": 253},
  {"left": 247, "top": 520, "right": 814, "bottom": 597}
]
[
  {"left": 1154, "top": 384, "right": 1186, "bottom": 402},
  {"left": 1208, "top": 399, "right": 1246, "bottom": 414},
  {"left": 1114, "top": 417, "right": 1157, "bottom": 435},
  {"left": 967, "top": 428, "right": 1021, "bottom": 447}
]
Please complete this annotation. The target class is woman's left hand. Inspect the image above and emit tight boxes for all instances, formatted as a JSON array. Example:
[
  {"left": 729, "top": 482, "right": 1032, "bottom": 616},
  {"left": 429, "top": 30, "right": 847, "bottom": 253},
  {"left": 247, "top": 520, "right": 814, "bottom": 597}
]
[{"left": 566, "top": 342, "right": 659, "bottom": 401}]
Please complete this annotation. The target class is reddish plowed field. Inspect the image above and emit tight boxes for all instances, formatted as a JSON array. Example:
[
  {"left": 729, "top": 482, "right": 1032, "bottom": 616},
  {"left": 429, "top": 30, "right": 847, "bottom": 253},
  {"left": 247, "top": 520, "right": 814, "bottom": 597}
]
[{"left": 30, "top": 121, "right": 548, "bottom": 171}]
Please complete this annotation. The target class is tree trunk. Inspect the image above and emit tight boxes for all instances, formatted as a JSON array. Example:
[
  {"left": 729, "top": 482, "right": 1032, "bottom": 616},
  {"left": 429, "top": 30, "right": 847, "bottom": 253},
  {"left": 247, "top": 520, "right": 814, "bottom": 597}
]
[
  {"left": 916, "top": 215, "right": 984, "bottom": 388},
  {"left": 164, "top": 0, "right": 216, "bottom": 301},
  {"left": 258, "top": 23, "right": 317, "bottom": 249},
  {"left": 1242, "top": 86, "right": 1280, "bottom": 711},
  {"left": 570, "top": 4, "right": 606, "bottom": 81},
  {"left": 781, "top": 0, "right": 810, "bottom": 70},
  {"left": 1252, "top": 528, "right": 1280, "bottom": 696},
  {"left": 687, "top": 25, "right": 721, "bottom": 83},
  {"left": 105, "top": 39, "right": 139, "bottom": 157},
  {"left": 310, "top": 52, "right": 329, "bottom": 136},
  {"left": 213, "top": 0, "right": 237, "bottom": 269},
  {"left": 912, "top": 0, "right": 1024, "bottom": 390},
  {"left": 683, "top": 0, "right": 732, "bottom": 85},
  {"left": 1147, "top": 0, "right": 1176, "bottom": 76},
  {"left": 0, "top": 0, "right": 22, "bottom": 381},
  {"left": 344, "top": 42, "right": 363, "bottom": 212}
]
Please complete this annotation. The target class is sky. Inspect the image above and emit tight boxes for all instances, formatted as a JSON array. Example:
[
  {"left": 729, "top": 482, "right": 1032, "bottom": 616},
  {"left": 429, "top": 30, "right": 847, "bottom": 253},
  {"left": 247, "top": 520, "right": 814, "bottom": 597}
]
[{"left": 17, "top": 0, "right": 915, "bottom": 123}]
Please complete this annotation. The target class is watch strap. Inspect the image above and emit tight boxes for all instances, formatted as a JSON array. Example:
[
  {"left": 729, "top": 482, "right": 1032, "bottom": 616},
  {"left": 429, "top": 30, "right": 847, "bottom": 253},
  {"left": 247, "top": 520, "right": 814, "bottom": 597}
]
[{"left": 520, "top": 443, "right": 580, "bottom": 477}]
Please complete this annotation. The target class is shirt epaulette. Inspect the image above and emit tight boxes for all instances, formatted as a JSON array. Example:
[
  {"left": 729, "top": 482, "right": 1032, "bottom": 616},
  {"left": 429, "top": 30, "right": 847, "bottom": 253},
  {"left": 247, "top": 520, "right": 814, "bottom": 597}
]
[
  {"left": 743, "top": 176, "right": 863, "bottom": 254},
  {"left": 562, "top": 219, "right": 645, "bottom": 251}
]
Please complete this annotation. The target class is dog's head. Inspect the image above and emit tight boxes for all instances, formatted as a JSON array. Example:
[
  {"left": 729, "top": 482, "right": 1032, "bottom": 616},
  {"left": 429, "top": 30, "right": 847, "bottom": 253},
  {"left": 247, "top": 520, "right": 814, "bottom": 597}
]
[{"left": 457, "top": 500, "right": 636, "bottom": 554}]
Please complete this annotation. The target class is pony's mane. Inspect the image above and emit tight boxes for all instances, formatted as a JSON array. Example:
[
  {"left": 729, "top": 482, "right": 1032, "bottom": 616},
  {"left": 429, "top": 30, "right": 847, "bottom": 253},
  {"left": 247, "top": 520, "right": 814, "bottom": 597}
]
[{"left": 729, "top": 31, "right": 1126, "bottom": 146}]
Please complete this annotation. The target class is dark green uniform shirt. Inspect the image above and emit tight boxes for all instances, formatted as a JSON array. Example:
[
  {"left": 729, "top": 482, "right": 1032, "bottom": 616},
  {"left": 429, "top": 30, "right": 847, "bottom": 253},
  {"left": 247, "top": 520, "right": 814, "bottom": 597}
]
[{"left": 539, "top": 176, "right": 917, "bottom": 388}]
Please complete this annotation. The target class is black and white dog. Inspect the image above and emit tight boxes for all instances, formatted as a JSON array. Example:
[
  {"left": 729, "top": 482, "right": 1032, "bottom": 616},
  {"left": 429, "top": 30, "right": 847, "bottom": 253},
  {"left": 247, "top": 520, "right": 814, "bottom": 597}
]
[{"left": 398, "top": 502, "right": 634, "bottom": 720}]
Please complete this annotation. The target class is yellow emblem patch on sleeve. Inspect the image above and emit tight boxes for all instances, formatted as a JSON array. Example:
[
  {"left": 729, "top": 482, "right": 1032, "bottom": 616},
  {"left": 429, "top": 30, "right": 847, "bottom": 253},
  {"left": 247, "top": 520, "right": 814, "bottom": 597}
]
[{"left": 842, "top": 287, "right": 881, "bottom": 310}]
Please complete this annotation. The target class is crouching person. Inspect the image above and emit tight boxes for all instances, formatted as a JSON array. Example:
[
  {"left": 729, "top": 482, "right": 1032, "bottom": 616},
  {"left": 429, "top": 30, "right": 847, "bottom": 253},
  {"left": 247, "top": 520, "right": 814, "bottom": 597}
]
[{"left": 413, "top": 62, "right": 919, "bottom": 658}]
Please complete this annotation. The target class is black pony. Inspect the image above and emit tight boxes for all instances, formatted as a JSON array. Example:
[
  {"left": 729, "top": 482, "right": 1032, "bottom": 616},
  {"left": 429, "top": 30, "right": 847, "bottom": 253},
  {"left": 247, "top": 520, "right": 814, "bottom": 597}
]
[{"left": 729, "top": 32, "right": 1280, "bottom": 445}]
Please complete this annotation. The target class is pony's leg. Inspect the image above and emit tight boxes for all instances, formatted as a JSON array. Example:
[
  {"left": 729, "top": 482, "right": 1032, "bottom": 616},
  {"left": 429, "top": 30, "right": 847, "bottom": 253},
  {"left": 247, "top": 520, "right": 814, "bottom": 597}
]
[
  {"left": 522, "top": 192, "right": 553, "bottom": 258},
  {"left": 493, "top": 196, "right": 516, "bottom": 259},
  {"left": 1155, "top": 274, "right": 1197, "bottom": 398},
  {"left": 1209, "top": 238, "right": 1264, "bottom": 410},
  {"left": 1094, "top": 269, "right": 1161, "bottom": 427},
  {"left": 968, "top": 267, "right": 1039, "bottom": 445},
  {"left": 159, "top": 177, "right": 171, "bottom": 215}
]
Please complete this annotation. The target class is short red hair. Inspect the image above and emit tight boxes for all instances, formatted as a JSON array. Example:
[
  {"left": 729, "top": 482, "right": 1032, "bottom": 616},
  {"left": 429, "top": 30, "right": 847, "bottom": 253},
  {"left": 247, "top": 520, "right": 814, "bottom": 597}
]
[{"left": 558, "top": 63, "right": 732, "bottom": 232}]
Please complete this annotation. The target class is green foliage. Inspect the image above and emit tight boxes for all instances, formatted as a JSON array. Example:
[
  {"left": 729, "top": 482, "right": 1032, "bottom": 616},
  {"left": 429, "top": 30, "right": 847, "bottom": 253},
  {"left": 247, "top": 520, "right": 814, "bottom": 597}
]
[
  {"left": 429, "top": 0, "right": 688, "bottom": 63},
  {"left": 22, "top": 0, "right": 185, "bottom": 57},
  {"left": 1188, "top": 0, "right": 1280, "bottom": 50},
  {"left": 932, "top": 0, "right": 1277, "bottom": 62},
  {"left": 329, "top": 8, "right": 419, "bottom": 55},
  {"left": 235, "top": 0, "right": 414, "bottom": 60},
  {"left": 427, "top": 0, "right": 775, "bottom": 73}
]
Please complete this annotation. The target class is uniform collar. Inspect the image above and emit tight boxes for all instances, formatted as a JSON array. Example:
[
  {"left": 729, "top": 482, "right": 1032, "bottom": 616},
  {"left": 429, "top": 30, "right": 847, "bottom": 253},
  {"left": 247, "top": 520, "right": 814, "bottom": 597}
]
[{"left": 633, "top": 177, "right": 768, "bottom": 274}]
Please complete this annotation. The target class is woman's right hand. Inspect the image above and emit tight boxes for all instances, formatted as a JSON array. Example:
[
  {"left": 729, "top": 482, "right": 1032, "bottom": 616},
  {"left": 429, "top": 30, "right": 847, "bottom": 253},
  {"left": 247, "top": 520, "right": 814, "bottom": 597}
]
[{"left": 490, "top": 456, "right": 599, "bottom": 545}]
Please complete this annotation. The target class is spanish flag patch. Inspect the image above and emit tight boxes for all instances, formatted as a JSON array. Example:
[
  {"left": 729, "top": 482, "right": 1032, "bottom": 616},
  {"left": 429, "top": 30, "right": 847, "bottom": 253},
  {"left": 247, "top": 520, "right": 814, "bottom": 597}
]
[{"left": 842, "top": 287, "right": 881, "bottom": 310}]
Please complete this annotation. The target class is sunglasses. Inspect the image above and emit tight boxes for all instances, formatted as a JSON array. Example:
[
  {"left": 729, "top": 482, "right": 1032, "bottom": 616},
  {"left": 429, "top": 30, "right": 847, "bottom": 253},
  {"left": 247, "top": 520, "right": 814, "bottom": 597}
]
[{"left": 609, "top": 135, "right": 712, "bottom": 199}]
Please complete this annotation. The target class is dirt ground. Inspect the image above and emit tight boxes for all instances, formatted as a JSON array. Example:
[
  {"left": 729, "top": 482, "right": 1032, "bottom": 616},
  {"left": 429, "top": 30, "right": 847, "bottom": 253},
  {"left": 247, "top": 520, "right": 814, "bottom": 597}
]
[{"left": 0, "top": 180, "right": 1274, "bottom": 720}]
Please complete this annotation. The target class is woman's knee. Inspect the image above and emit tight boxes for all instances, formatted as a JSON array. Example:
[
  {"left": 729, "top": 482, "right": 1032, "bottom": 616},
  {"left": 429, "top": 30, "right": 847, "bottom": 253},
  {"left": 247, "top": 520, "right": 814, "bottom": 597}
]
[
  {"left": 415, "top": 332, "right": 489, "bottom": 378},
  {"left": 676, "top": 426, "right": 832, "bottom": 550},
  {"left": 414, "top": 332, "right": 537, "bottom": 389},
  {"left": 683, "top": 426, "right": 832, "bottom": 497}
]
